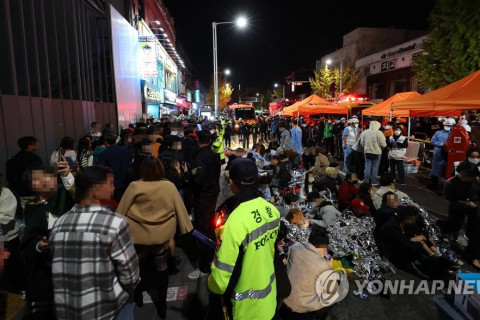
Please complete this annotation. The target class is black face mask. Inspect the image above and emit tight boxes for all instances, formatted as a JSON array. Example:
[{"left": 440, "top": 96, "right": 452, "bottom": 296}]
[{"left": 351, "top": 180, "right": 358, "bottom": 184}]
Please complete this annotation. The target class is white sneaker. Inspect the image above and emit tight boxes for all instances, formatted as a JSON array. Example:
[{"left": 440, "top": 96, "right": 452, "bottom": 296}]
[{"left": 188, "top": 268, "right": 209, "bottom": 280}]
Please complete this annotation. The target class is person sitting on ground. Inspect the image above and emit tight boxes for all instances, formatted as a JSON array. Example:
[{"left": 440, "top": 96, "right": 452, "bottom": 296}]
[
  {"left": 309, "top": 149, "right": 330, "bottom": 180},
  {"left": 319, "top": 167, "right": 340, "bottom": 198},
  {"left": 374, "top": 192, "right": 399, "bottom": 233},
  {"left": 281, "top": 225, "right": 340, "bottom": 320},
  {"left": 372, "top": 172, "right": 410, "bottom": 210},
  {"left": 276, "top": 192, "right": 298, "bottom": 218},
  {"left": 345, "top": 198, "right": 371, "bottom": 218},
  {"left": 306, "top": 192, "right": 342, "bottom": 228},
  {"left": 302, "top": 171, "right": 316, "bottom": 199},
  {"left": 258, "top": 175, "right": 275, "bottom": 203},
  {"left": 271, "top": 155, "right": 292, "bottom": 189},
  {"left": 338, "top": 172, "right": 359, "bottom": 211},
  {"left": 280, "top": 207, "right": 311, "bottom": 244},
  {"left": 376, "top": 205, "right": 455, "bottom": 280},
  {"left": 355, "top": 182, "right": 376, "bottom": 216}
]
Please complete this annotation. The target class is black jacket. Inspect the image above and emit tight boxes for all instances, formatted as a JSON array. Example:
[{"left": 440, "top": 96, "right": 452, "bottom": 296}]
[
  {"left": 375, "top": 216, "right": 424, "bottom": 268},
  {"left": 273, "top": 163, "right": 291, "bottom": 189},
  {"left": 190, "top": 146, "right": 221, "bottom": 202},
  {"left": 444, "top": 175, "right": 480, "bottom": 212},
  {"left": 374, "top": 205, "right": 397, "bottom": 233}
]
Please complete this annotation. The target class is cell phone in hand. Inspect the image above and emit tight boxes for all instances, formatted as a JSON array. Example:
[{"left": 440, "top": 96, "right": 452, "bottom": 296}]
[
  {"left": 65, "top": 156, "right": 77, "bottom": 173},
  {"left": 58, "top": 147, "right": 63, "bottom": 163}
]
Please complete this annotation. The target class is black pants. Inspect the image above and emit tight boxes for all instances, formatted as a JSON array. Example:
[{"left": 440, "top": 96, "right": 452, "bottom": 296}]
[
  {"left": 353, "top": 150, "right": 365, "bottom": 180},
  {"left": 324, "top": 137, "right": 334, "bottom": 154},
  {"left": 224, "top": 134, "right": 231, "bottom": 148},
  {"left": 242, "top": 134, "right": 250, "bottom": 149},
  {"left": 193, "top": 200, "right": 217, "bottom": 273},
  {"left": 3, "top": 236, "right": 26, "bottom": 293}
]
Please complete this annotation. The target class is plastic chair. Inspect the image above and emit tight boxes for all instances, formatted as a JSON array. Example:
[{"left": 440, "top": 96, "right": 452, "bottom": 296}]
[{"left": 403, "top": 141, "right": 421, "bottom": 164}]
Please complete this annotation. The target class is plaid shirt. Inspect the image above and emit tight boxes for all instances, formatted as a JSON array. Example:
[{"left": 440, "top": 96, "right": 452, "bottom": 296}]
[{"left": 50, "top": 204, "right": 139, "bottom": 320}]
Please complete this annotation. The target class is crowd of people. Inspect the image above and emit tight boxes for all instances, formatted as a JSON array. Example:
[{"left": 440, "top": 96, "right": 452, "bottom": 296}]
[{"left": 0, "top": 112, "right": 479, "bottom": 320}]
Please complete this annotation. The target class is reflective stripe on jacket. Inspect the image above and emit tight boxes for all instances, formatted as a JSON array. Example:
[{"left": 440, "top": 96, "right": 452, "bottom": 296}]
[{"left": 208, "top": 197, "right": 280, "bottom": 320}]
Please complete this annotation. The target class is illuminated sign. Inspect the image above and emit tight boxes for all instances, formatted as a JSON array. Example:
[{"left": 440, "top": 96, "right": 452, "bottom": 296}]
[
  {"left": 139, "top": 36, "right": 158, "bottom": 77},
  {"left": 195, "top": 90, "right": 200, "bottom": 103},
  {"left": 164, "top": 89, "right": 177, "bottom": 104},
  {"left": 144, "top": 85, "right": 163, "bottom": 103}
]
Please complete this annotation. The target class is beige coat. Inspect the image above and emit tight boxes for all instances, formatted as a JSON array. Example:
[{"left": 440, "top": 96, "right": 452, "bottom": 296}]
[
  {"left": 116, "top": 179, "right": 193, "bottom": 245},
  {"left": 309, "top": 153, "right": 330, "bottom": 179},
  {"left": 359, "top": 121, "right": 387, "bottom": 155},
  {"left": 283, "top": 242, "right": 339, "bottom": 313}
]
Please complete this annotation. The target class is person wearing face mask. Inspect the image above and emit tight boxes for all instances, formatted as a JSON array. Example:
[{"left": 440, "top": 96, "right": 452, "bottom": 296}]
[
  {"left": 338, "top": 172, "right": 359, "bottom": 211},
  {"left": 303, "top": 171, "right": 317, "bottom": 198},
  {"left": 323, "top": 119, "right": 334, "bottom": 156},
  {"left": 379, "top": 122, "right": 395, "bottom": 175},
  {"left": 428, "top": 118, "right": 456, "bottom": 189},
  {"left": 452, "top": 147, "right": 480, "bottom": 176},
  {"left": 342, "top": 118, "right": 359, "bottom": 173},
  {"left": 387, "top": 126, "right": 409, "bottom": 185}
]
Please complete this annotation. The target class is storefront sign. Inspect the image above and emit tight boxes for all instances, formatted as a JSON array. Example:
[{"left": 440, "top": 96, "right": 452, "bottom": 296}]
[
  {"left": 195, "top": 90, "right": 200, "bottom": 103},
  {"left": 164, "top": 89, "right": 177, "bottom": 104},
  {"left": 139, "top": 36, "right": 158, "bottom": 77},
  {"left": 145, "top": 86, "right": 163, "bottom": 103},
  {"left": 381, "top": 60, "right": 396, "bottom": 72},
  {"left": 176, "top": 97, "right": 185, "bottom": 107},
  {"left": 381, "top": 43, "right": 417, "bottom": 60}
]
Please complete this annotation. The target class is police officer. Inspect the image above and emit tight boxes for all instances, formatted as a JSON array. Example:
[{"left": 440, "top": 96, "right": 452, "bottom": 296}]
[
  {"left": 187, "top": 130, "right": 221, "bottom": 280},
  {"left": 208, "top": 158, "right": 280, "bottom": 319},
  {"left": 212, "top": 120, "right": 226, "bottom": 165}
]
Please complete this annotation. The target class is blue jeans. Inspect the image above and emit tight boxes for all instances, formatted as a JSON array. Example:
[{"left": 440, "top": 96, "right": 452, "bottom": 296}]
[
  {"left": 343, "top": 146, "right": 353, "bottom": 172},
  {"left": 364, "top": 153, "right": 381, "bottom": 184},
  {"left": 390, "top": 159, "right": 405, "bottom": 184},
  {"left": 115, "top": 296, "right": 134, "bottom": 320}
]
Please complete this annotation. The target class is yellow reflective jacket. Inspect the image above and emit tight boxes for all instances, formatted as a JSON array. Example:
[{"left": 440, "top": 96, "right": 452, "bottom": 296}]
[
  {"left": 208, "top": 196, "right": 280, "bottom": 319},
  {"left": 212, "top": 120, "right": 225, "bottom": 161}
]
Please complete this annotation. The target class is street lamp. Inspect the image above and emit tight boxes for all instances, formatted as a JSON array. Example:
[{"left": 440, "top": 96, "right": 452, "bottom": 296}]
[
  {"left": 213, "top": 17, "right": 247, "bottom": 117},
  {"left": 224, "top": 69, "right": 231, "bottom": 76}
]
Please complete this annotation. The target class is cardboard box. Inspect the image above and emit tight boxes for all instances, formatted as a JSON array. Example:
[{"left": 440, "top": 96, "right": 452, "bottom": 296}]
[{"left": 454, "top": 273, "right": 480, "bottom": 320}]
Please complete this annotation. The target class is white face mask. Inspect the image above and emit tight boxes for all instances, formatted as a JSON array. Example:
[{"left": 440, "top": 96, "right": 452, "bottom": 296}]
[
  {"left": 354, "top": 123, "right": 359, "bottom": 128},
  {"left": 384, "top": 125, "right": 391, "bottom": 129},
  {"left": 444, "top": 126, "right": 452, "bottom": 131},
  {"left": 309, "top": 177, "right": 315, "bottom": 182},
  {"left": 394, "top": 130, "right": 402, "bottom": 136},
  {"left": 468, "top": 158, "right": 480, "bottom": 165},
  {"left": 328, "top": 120, "right": 332, "bottom": 124}
]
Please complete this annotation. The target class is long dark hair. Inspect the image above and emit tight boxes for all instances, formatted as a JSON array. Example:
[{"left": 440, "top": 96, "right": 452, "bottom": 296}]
[{"left": 76, "top": 137, "right": 91, "bottom": 163}]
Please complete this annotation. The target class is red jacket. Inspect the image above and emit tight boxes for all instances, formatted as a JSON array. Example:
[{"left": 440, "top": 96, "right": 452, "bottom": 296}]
[{"left": 338, "top": 182, "right": 358, "bottom": 211}]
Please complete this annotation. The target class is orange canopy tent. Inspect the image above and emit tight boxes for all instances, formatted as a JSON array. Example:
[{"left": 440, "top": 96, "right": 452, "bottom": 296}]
[
  {"left": 282, "top": 94, "right": 348, "bottom": 115},
  {"left": 392, "top": 69, "right": 480, "bottom": 112},
  {"left": 363, "top": 91, "right": 461, "bottom": 117},
  {"left": 362, "top": 92, "right": 420, "bottom": 117}
]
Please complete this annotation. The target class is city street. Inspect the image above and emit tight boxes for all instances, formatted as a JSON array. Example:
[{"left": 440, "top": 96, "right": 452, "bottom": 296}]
[{"left": 7, "top": 144, "right": 476, "bottom": 320}]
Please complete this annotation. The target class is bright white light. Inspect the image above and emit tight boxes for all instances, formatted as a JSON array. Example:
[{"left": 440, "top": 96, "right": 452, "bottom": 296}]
[
  {"left": 256, "top": 93, "right": 259, "bottom": 96},
  {"left": 155, "top": 20, "right": 161, "bottom": 25},
  {"left": 166, "top": 39, "right": 171, "bottom": 42},
  {"left": 274, "top": 83, "right": 278, "bottom": 88},
  {"left": 159, "top": 27, "right": 164, "bottom": 32},
  {"left": 225, "top": 69, "right": 231, "bottom": 75},
  {"left": 326, "top": 59, "right": 332, "bottom": 65},
  {"left": 236, "top": 17, "right": 247, "bottom": 28}
]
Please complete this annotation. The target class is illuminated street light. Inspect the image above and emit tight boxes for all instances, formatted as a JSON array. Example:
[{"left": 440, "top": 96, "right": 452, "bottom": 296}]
[
  {"left": 213, "top": 17, "right": 248, "bottom": 117},
  {"left": 225, "top": 69, "right": 231, "bottom": 76},
  {"left": 274, "top": 83, "right": 278, "bottom": 88}
]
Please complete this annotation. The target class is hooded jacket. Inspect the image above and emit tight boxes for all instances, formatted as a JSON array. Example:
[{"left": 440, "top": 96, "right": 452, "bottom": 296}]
[{"left": 360, "top": 121, "right": 387, "bottom": 155}]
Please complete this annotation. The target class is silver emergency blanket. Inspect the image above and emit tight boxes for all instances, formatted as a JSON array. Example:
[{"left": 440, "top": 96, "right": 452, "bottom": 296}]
[
  {"left": 280, "top": 216, "right": 311, "bottom": 244},
  {"left": 327, "top": 212, "right": 396, "bottom": 281}
]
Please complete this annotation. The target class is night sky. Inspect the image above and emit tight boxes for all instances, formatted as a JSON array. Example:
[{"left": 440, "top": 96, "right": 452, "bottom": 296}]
[{"left": 163, "top": 0, "right": 437, "bottom": 90}]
